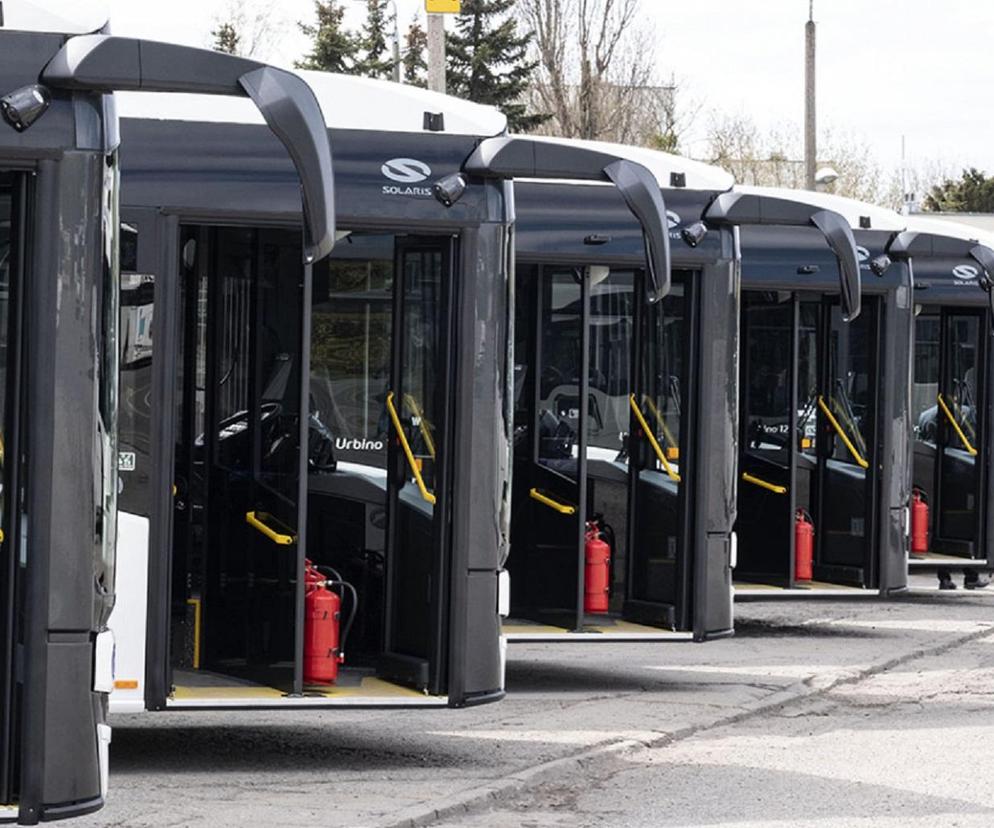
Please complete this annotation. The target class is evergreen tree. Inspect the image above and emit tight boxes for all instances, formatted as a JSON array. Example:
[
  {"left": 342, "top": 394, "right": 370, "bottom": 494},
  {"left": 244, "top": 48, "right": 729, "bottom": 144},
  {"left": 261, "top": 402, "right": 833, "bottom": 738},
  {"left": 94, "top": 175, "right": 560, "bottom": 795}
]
[
  {"left": 211, "top": 21, "right": 241, "bottom": 55},
  {"left": 924, "top": 168, "right": 994, "bottom": 213},
  {"left": 446, "top": 0, "right": 547, "bottom": 132},
  {"left": 296, "top": 1, "right": 360, "bottom": 74},
  {"left": 403, "top": 21, "right": 429, "bottom": 88},
  {"left": 354, "top": 0, "right": 396, "bottom": 80}
]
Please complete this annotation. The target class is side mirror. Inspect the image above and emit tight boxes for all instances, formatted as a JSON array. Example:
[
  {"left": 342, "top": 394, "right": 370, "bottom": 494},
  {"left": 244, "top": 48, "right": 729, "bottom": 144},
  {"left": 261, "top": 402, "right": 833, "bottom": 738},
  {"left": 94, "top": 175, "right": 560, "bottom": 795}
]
[
  {"left": 810, "top": 210, "right": 861, "bottom": 322},
  {"left": 969, "top": 245, "right": 994, "bottom": 325}
]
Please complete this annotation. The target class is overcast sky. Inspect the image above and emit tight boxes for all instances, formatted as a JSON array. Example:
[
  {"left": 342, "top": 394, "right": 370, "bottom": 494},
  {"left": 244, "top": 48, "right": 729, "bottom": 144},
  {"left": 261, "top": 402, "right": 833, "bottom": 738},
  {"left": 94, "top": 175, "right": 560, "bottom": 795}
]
[{"left": 106, "top": 0, "right": 994, "bottom": 174}]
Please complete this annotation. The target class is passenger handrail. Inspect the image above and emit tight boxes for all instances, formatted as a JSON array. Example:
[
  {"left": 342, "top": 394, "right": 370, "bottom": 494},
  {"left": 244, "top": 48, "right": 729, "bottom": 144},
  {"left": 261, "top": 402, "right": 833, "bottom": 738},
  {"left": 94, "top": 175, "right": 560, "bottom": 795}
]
[
  {"left": 642, "top": 394, "right": 678, "bottom": 453},
  {"left": 741, "top": 472, "right": 788, "bottom": 495},
  {"left": 529, "top": 488, "right": 577, "bottom": 515},
  {"left": 629, "top": 394, "right": 681, "bottom": 482},
  {"left": 937, "top": 393, "right": 978, "bottom": 456},
  {"left": 817, "top": 396, "right": 870, "bottom": 469},
  {"left": 245, "top": 511, "right": 296, "bottom": 545},
  {"left": 403, "top": 392, "right": 437, "bottom": 459},
  {"left": 386, "top": 392, "right": 437, "bottom": 505}
]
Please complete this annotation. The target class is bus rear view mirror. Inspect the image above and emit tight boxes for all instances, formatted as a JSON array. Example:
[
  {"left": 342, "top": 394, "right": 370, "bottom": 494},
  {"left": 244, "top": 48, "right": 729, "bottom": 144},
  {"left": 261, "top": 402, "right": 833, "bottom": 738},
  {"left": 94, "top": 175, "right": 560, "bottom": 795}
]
[
  {"left": 811, "top": 210, "right": 861, "bottom": 322},
  {"left": 41, "top": 36, "right": 335, "bottom": 263},
  {"left": 969, "top": 244, "right": 994, "bottom": 324},
  {"left": 704, "top": 192, "right": 862, "bottom": 322},
  {"left": 461, "top": 137, "right": 671, "bottom": 303}
]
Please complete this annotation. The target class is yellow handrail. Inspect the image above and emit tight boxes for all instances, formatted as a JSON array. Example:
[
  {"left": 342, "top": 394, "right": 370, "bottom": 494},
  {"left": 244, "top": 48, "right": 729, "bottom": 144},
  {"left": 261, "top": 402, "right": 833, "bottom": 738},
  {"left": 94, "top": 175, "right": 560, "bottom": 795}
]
[
  {"left": 186, "top": 598, "right": 202, "bottom": 669},
  {"left": 403, "top": 393, "right": 437, "bottom": 459},
  {"left": 818, "top": 396, "right": 869, "bottom": 469},
  {"left": 948, "top": 393, "right": 977, "bottom": 441},
  {"left": 245, "top": 511, "right": 295, "bottom": 545},
  {"left": 529, "top": 488, "right": 577, "bottom": 515},
  {"left": 629, "top": 394, "right": 681, "bottom": 482},
  {"left": 741, "top": 472, "right": 788, "bottom": 495},
  {"left": 938, "top": 393, "right": 978, "bottom": 456},
  {"left": 386, "top": 391, "right": 437, "bottom": 505},
  {"left": 642, "top": 394, "right": 678, "bottom": 452}
]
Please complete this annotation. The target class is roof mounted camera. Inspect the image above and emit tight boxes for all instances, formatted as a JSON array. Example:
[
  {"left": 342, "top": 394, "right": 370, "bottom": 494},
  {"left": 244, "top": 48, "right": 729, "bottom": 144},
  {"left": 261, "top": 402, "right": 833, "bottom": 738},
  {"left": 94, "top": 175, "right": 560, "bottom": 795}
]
[{"left": 0, "top": 84, "right": 50, "bottom": 132}]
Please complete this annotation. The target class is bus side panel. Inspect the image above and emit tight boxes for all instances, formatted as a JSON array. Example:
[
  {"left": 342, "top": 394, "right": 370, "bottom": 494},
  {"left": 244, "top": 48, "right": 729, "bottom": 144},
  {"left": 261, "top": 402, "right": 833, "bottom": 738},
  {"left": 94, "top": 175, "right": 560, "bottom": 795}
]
[
  {"left": 693, "top": 253, "right": 738, "bottom": 639},
  {"left": 108, "top": 513, "right": 149, "bottom": 712},
  {"left": 878, "top": 276, "right": 913, "bottom": 593},
  {"left": 20, "top": 154, "right": 105, "bottom": 817},
  {"left": 447, "top": 219, "right": 510, "bottom": 704}
]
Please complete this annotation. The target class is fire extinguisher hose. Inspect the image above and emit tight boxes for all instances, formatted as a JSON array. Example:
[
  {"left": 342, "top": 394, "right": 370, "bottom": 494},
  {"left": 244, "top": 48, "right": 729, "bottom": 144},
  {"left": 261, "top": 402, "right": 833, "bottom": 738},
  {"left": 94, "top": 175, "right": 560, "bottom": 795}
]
[{"left": 315, "top": 565, "right": 358, "bottom": 662}]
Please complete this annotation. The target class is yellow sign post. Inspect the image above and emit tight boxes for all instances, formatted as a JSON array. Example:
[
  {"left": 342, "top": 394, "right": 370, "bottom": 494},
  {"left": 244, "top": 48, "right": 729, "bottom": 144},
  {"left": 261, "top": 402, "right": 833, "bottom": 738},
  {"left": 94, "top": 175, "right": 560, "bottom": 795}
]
[{"left": 425, "top": 0, "right": 461, "bottom": 12}]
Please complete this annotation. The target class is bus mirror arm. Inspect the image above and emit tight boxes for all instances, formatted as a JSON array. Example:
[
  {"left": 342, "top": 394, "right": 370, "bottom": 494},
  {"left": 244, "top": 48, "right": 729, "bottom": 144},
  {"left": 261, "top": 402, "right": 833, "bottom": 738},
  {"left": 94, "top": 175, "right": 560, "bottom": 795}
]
[
  {"left": 41, "top": 35, "right": 335, "bottom": 264},
  {"left": 703, "top": 193, "right": 861, "bottom": 322},
  {"left": 810, "top": 210, "right": 861, "bottom": 323},
  {"left": 969, "top": 244, "right": 994, "bottom": 322},
  {"left": 462, "top": 137, "right": 671, "bottom": 302}
]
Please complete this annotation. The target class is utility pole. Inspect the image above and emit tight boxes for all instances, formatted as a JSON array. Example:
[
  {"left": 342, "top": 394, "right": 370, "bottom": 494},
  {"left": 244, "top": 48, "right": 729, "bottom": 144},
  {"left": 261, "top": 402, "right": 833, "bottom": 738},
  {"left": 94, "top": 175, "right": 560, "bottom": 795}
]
[
  {"left": 391, "top": 0, "right": 401, "bottom": 84},
  {"left": 804, "top": 0, "right": 817, "bottom": 191},
  {"left": 427, "top": 13, "right": 446, "bottom": 93}
]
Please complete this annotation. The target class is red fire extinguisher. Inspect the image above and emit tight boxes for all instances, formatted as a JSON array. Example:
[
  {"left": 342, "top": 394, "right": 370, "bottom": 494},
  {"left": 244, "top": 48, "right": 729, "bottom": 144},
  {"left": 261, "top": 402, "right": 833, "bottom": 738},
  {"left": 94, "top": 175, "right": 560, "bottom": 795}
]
[
  {"left": 303, "top": 560, "right": 356, "bottom": 685},
  {"left": 584, "top": 521, "right": 611, "bottom": 614},
  {"left": 795, "top": 509, "right": 814, "bottom": 582},
  {"left": 911, "top": 488, "right": 929, "bottom": 558}
]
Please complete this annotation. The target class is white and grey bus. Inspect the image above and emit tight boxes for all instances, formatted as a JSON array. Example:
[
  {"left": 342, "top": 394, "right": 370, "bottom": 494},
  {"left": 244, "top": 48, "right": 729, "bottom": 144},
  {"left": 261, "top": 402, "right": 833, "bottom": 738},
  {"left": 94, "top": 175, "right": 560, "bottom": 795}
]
[
  {"left": 110, "top": 76, "right": 671, "bottom": 711},
  {"left": 0, "top": 1, "right": 334, "bottom": 822}
]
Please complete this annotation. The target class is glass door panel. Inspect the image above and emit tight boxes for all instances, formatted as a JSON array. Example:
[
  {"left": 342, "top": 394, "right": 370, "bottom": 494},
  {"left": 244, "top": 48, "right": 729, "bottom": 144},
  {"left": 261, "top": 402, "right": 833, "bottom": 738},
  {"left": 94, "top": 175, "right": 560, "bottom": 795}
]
[
  {"left": 936, "top": 312, "right": 983, "bottom": 551},
  {"left": 629, "top": 274, "right": 686, "bottom": 611},
  {"left": 736, "top": 294, "right": 794, "bottom": 582},
  {"left": 382, "top": 239, "right": 452, "bottom": 692},
  {"left": 817, "top": 300, "right": 877, "bottom": 579}
]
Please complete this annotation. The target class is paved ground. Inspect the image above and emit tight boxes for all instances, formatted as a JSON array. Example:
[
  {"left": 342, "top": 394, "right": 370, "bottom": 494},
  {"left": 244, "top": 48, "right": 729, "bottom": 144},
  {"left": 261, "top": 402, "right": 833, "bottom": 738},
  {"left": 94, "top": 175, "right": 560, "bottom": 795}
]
[{"left": 79, "top": 575, "right": 994, "bottom": 828}]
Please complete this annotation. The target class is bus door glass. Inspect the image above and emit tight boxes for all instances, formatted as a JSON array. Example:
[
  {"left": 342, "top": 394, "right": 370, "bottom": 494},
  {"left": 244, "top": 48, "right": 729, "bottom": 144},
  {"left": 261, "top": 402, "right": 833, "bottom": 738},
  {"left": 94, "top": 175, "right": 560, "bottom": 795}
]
[
  {"left": 510, "top": 267, "right": 585, "bottom": 627},
  {"left": 627, "top": 272, "right": 689, "bottom": 625},
  {"left": 815, "top": 299, "right": 879, "bottom": 584},
  {"left": 0, "top": 171, "right": 23, "bottom": 809},
  {"left": 171, "top": 225, "right": 304, "bottom": 693},
  {"left": 736, "top": 293, "right": 794, "bottom": 584},
  {"left": 307, "top": 234, "right": 454, "bottom": 696},
  {"left": 935, "top": 310, "right": 984, "bottom": 554}
]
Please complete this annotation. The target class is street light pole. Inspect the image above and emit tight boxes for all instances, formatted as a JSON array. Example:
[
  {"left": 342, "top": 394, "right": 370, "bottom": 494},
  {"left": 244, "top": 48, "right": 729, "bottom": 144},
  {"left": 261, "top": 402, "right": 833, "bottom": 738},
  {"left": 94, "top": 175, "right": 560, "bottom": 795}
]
[
  {"left": 390, "top": 0, "right": 401, "bottom": 84},
  {"left": 804, "top": 0, "right": 817, "bottom": 190},
  {"left": 427, "top": 12, "right": 446, "bottom": 93}
]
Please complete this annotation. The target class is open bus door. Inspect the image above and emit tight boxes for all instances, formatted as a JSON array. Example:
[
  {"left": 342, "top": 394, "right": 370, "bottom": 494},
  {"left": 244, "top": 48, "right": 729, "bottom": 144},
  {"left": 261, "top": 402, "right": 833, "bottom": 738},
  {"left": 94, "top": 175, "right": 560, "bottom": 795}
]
[
  {"left": 378, "top": 238, "right": 456, "bottom": 693},
  {"left": 900, "top": 228, "right": 994, "bottom": 572},
  {"left": 509, "top": 263, "right": 695, "bottom": 638}
]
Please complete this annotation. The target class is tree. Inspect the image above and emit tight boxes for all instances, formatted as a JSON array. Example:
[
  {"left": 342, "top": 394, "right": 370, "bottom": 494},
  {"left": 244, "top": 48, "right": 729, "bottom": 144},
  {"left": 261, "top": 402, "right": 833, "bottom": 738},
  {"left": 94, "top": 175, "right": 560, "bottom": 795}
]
[
  {"left": 297, "top": 1, "right": 360, "bottom": 73},
  {"left": 447, "top": 0, "right": 546, "bottom": 132},
  {"left": 211, "top": 22, "right": 241, "bottom": 55},
  {"left": 209, "top": 1, "right": 286, "bottom": 60},
  {"left": 924, "top": 168, "right": 994, "bottom": 213},
  {"left": 354, "top": 0, "right": 397, "bottom": 80},
  {"left": 403, "top": 21, "right": 429, "bottom": 87},
  {"left": 704, "top": 112, "right": 888, "bottom": 205},
  {"left": 517, "top": 0, "right": 667, "bottom": 144}
]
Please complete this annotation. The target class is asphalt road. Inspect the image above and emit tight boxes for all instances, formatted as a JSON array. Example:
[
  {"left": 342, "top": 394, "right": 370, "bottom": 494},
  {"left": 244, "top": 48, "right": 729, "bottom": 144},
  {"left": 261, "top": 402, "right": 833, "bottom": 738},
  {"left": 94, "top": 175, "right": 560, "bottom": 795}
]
[{"left": 78, "top": 577, "right": 994, "bottom": 828}]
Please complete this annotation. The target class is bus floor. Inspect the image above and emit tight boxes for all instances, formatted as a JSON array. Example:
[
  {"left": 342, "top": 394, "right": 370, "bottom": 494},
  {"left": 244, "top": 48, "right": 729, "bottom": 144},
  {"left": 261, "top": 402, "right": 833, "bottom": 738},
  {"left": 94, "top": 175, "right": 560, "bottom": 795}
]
[
  {"left": 909, "top": 551, "right": 990, "bottom": 570},
  {"left": 167, "top": 667, "right": 445, "bottom": 709},
  {"left": 502, "top": 615, "right": 693, "bottom": 642},
  {"left": 733, "top": 578, "right": 879, "bottom": 598}
]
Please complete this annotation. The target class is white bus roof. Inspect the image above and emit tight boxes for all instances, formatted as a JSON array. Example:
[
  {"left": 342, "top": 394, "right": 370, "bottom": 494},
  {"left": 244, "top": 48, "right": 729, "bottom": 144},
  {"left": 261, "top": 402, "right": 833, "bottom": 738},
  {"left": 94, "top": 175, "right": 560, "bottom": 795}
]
[
  {"left": 117, "top": 70, "right": 509, "bottom": 137},
  {"left": 903, "top": 214, "right": 994, "bottom": 249},
  {"left": 735, "top": 185, "right": 907, "bottom": 232},
  {"left": 521, "top": 135, "right": 734, "bottom": 191},
  {"left": 0, "top": 0, "right": 108, "bottom": 34}
]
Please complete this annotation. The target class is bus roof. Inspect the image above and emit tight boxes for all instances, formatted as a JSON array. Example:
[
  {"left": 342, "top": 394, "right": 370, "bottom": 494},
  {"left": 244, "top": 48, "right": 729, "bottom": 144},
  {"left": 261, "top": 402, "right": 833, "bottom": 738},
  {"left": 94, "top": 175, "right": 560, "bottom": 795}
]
[
  {"left": 903, "top": 214, "right": 994, "bottom": 248},
  {"left": 736, "top": 185, "right": 907, "bottom": 232},
  {"left": 519, "top": 135, "right": 734, "bottom": 191},
  {"left": 0, "top": 0, "right": 109, "bottom": 34},
  {"left": 117, "top": 69, "right": 509, "bottom": 137}
]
